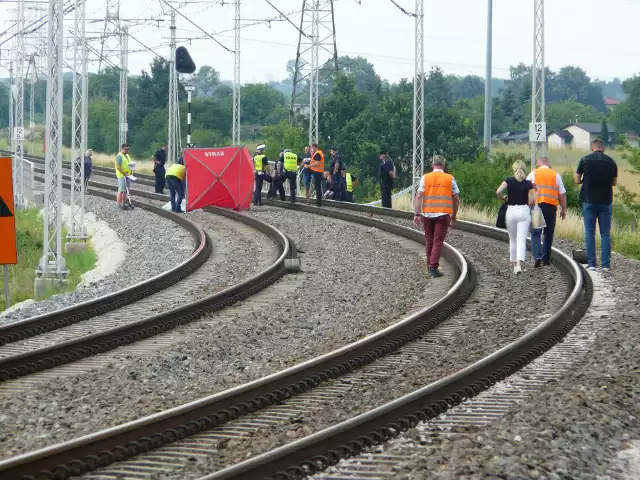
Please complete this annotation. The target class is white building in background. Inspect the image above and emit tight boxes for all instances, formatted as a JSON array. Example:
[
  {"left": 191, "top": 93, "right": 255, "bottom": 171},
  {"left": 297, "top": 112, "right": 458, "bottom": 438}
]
[{"left": 546, "top": 123, "right": 639, "bottom": 150}]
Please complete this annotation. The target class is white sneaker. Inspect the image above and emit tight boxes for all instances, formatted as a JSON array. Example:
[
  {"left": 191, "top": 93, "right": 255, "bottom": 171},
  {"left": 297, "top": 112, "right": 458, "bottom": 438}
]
[
  {"left": 587, "top": 266, "right": 597, "bottom": 272},
  {"left": 514, "top": 265, "right": 522, "bottom": 275}
]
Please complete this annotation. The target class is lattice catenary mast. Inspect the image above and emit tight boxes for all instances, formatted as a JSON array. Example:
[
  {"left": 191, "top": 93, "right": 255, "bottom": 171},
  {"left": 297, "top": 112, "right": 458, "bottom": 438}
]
[
  {"left": 13, "top": 0, "right": 26, "bottom": 208},
  {"left": 232, "top": 0, "right": 241, "bottom": 145},
  {"left": 119, "top": 26, "right": 129, "bottom": 147},
  {"left": 411, "top": 0, "right": 424, "bottom": 202},
  {"left": 483, "top": 0, "right": 493, "bottom": 154},
  {"left": 290, "top": 0, "right": 338, "bottom": 145},
  {"left": 36, "top": 0, "right": 67, "bottom": 291},
  {"left": 530, "top": 0, "right": 546, "bottom": 170},
  {"left": 68, "top": 0, "right": 88, "bottom": 248}
]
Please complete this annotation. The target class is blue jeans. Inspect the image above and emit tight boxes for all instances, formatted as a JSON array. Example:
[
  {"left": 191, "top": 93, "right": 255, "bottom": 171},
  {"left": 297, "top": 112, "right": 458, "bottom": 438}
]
[
  {"left": 582, "top": 203, "right": 612, "bottom": 268},
  {"left": 531, "top": 203, "right": 557, "bottom": 263},
  {"left": 166, "top": 175, "right": 184, "bottom": 212}
]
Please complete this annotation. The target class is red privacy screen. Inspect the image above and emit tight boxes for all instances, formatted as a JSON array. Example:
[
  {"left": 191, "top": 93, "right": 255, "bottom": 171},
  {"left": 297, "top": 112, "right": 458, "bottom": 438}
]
[{"left": 184, "top": 146, "right": 254, "bottom": 211}]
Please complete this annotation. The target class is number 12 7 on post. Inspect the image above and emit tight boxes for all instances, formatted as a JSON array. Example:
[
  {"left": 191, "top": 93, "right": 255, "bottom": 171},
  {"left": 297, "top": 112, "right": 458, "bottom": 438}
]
[{"left": 529, "top": 122, "right": 547, "bottom": 142}]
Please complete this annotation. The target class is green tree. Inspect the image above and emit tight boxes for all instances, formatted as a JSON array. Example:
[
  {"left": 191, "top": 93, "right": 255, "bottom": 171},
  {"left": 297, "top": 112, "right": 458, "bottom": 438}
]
[
  {"left": 614, "top": 75, "right": 640, "bottom": 132},
  {"left": 544, "top": 101, "right": 602, "bottom": 131},
  {"left": 240, "top": 83, "right": 287, "bottom": 125},
  {"left": 191, "top": 65, "right": 221, "bottom": 98},
  {"left": 261, "top": 120, "right": 306, "bottom": 161}
]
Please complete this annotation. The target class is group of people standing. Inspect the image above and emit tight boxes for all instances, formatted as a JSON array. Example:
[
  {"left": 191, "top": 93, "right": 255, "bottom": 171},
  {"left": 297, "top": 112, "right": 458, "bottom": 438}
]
[
  {"left": 252, "top": 144, "right": 358, "bottom": 207},
  {"left": 413, "top": 137, "right": 617, "bottom": 278}
]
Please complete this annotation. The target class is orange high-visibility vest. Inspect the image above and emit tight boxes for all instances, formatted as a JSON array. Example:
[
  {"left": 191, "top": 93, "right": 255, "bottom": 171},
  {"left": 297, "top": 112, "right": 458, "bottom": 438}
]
[
  {"left": 309, "top": 150, "right": 325, "bottom": 173},
  {"left": 535, "top": 167, "right": 559, "bottom": 206},
  {"left": 422, "top": 171, "right": 454, "bottom": 215}
]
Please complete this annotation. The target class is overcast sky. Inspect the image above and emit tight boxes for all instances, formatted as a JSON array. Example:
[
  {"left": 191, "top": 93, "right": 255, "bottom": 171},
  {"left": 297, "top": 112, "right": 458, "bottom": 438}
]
[{"left": 1, "top": 0, "right": 639, "bottom": 84}]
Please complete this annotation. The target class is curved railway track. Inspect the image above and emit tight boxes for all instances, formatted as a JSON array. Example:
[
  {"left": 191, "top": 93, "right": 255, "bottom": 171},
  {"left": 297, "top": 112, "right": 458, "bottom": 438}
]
[
  {"left": 0, "top": 154, "right": 294, "bottom": 384},
  {"left": 0, "top": 154, "right": 592, "bottom": 480}
]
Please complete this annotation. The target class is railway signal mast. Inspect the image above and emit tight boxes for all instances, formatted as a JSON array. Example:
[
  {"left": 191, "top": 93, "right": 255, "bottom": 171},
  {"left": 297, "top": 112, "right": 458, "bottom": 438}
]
[
  {"left": 530, "top": 0, "right": 546, "bottom": 170},
  {"left": 232, "top": 0, "right": 241, "bottom": 146}
]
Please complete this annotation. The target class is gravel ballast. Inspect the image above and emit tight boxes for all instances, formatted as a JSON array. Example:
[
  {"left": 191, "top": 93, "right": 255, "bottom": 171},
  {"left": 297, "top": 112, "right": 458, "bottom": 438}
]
[
  {"left": 0, "top": 207, "right": 431, "bottom": 460},
  {"left": 311, "top": 215, "right": 640, "bottom": 480},
  {"left": 127, "top": 226, "right": 569, "bottom": 479},
  {"left": 0, "top": 194, "right": 193, "bottom": 324}
]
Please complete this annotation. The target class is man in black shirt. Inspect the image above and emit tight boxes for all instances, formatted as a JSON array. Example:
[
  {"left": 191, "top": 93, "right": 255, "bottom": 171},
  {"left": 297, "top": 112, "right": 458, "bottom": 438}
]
[
  {"left": 152, "top": 144, "right": 167, "bottom": 193},
  {"left": 574, "top": 138, "right": 618, "bottom": 271},
  {"left": 378, "top": 150, "right": 396, "bottom": 208},
  {"left": 328, "top": 147, "right": 345, "bottom": 201}
]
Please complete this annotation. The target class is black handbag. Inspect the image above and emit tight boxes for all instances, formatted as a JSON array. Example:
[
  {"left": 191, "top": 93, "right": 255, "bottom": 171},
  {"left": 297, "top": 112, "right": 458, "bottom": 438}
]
[{"left": 496, "top": 202, "right": 508, "bottom": 229}]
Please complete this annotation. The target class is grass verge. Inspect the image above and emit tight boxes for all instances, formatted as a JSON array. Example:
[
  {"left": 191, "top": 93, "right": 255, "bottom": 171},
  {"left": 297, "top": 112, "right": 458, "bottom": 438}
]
[
  {"left": 391, "top": 191, "right": 640, "bottom": 261},
  {"left": 0, "top": 208, "right": 97, "bottom": 311}
]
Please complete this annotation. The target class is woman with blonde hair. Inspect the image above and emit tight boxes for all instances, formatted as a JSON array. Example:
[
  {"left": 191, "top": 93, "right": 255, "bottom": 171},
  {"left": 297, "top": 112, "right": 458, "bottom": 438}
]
[{"left": 496, "top": 159, "right": 536, "bottom": 274}]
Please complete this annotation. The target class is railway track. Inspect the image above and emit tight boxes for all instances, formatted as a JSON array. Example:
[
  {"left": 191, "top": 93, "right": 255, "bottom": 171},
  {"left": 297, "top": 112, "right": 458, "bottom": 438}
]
[
  {"left": 0, "top": 154, "right": 591, "bottom": 480},
  {"left": 0, "top": 155, "right": 295, "bottom": 385}
]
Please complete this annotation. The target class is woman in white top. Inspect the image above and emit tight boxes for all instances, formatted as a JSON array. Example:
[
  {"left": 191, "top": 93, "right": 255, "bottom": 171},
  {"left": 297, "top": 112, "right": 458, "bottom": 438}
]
[{"left": 496, "top": 160, "right": 536, "bottom": 274}]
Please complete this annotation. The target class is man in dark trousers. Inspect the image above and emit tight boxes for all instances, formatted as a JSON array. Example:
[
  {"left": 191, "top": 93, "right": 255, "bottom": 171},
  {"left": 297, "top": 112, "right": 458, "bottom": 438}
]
[
  {"left": 574, "top": 137, "right": 618, "bottom": 272},
  {"left": 281, "top": 149, "right": 299, "bottom": 203},
  {"left": 309, "top": 143, "right": 325, "bottom": 207},
  {"left": 153, "top": 144, "right": 167, "bottom": 193},
  {"left": 344, "top": 170, "right": 358, "bottom": 202},
  {"left": 328, "top": 147, "right": 345, "bottom": 200},
  {"left": 378, "top": 150, "right": 396, "bottom": 208},
  {"left": 253, "top": 144, "right": 272, "bottom": 206}
]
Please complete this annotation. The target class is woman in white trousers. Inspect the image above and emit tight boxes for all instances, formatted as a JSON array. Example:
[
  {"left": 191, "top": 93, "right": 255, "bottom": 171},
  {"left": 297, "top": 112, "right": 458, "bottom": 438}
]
[{"left": 496, "top": 160, "right": 536, "bottom": 274}]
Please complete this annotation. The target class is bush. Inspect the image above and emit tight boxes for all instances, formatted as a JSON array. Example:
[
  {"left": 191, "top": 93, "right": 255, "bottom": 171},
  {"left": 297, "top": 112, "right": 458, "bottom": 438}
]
[
  {"left": 561, "top": 171, "right": 581, "bottom": 209},
  {"left": 451, "top": 157, "right": 509, "bottom": 208}
]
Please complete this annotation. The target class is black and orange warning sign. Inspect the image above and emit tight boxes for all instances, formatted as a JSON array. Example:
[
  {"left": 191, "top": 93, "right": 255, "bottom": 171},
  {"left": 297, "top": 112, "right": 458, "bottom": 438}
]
[{"left": 0, "top": 157, "right": 17, "bottom": 265}]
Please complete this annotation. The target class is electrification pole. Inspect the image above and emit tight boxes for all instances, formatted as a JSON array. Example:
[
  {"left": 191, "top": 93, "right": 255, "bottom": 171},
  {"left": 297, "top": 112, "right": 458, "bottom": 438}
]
[
  {"left": 29, "top": 56, "right": 36, "bottom": 140},
  {"left": 483, "top": 0, "right": 493, "bottom": 155},
  {"left": 68, "top": 0, "right": 88, "bottom": 250},
  {"left": 411, "top": 0, "right": 424, "bottom": 202},
  {"left": 118, "top": 26, "right": 128, "bottom": 147},
  {"left": 530, "top": 0, "right": 546, "bottom": 171},
  {"left": 13, "top": 0, "right": 26, "bottom": 208},
  {"left": 232, "top": 0, "right": 241, "bottom": 145},
  {"left": 167, "top": 10, "right": 178, "bottom": 166},
  {"left": 36, "top": 0, "right": 67, "bottom": 295},
  {"left": 290, "top": 0, "right": 338, "bottom": 142},
  {"left": 309, "top": 0, "right": 319, "bottom": 145},
  {"left": 9, "top": 62, "right": 14, "bottom": 155}
]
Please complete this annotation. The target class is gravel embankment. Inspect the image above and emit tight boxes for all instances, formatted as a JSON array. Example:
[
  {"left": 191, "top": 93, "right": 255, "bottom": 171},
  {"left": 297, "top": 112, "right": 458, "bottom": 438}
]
[
  {"left": 0, "top": 194, "right": 193, "bottom": 324},
  {"left": 385, "top": 247, "right": 640, "bottom": 480},
  {"left": 0, "top": 212, "right": 275, "bottom": 353},
  {"left": 147, "top": 227, "right": 569, "bottom": 479},
  {"left": 305, "top": 215, "right": 639, "bottom": 480},
  {"left": 0, "top": 207, "right": 430, "bottom": 459}
]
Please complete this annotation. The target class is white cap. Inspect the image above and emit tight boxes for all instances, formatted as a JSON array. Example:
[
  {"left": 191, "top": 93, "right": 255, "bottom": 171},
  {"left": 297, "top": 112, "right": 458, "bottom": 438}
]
[{"left": 256, "top": 144, "right": 266, "bottom": 150}]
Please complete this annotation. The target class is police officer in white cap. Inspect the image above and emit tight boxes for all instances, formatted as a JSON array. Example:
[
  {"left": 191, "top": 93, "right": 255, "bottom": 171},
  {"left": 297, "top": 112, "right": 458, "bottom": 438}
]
[{"left": 253, "top": 144, "right": 272, "bottom": 206}]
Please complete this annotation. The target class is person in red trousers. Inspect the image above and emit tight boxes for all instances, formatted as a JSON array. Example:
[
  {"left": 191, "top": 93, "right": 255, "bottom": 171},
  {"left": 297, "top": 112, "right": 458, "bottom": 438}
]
[{"left": 413, "top": 155, "right": 460, "bottom": 278}]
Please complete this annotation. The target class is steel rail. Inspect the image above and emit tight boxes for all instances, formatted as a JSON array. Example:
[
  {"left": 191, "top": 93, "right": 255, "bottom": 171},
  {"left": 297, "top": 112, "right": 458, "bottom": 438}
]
[
  {"left": 197, "top": 200, "right": 591, "bottom": 480},
  {"left": 0, "top": 192, "right": 473, "bottom": 480},
  {"left": 0, "top": 185, "right": 209, "bottom": 348},
  {"left": 0, "top": 178, "right": 291, "bottom": 383}
]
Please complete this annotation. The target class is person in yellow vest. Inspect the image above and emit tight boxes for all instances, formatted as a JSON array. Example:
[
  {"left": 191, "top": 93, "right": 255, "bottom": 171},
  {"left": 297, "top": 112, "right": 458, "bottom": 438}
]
[
  {"left": 343, "top": 170, "right": 358, "bottom": 202},
  {"left": 115, "top": 143, "right": 133, "bottom": 210},
  {"left": 413, "top": 155, "right": 460, "bottom": 278},
  {"left": 527, "top": 156, "right": 567, "bottom": 267},
  {"left": 165, "top": 159, "right": 187, "bottom": 213},
  {"left": 253, "top": 144, "right": 272, "bottom": 206},
  {"left": 281, "top": 149, "right": 299, "bottom": 203},
  {"left": 309, "top": 143, "right": 325, "bottom": 207}
]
